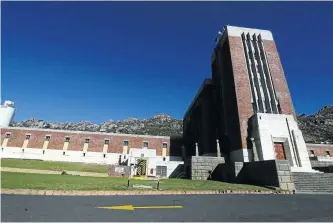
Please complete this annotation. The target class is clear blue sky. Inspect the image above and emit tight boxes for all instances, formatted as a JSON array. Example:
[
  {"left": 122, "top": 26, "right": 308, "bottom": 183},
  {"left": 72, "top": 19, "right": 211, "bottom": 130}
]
[{"left": 2, "top": 2, "right": 333, "bottom": 123}]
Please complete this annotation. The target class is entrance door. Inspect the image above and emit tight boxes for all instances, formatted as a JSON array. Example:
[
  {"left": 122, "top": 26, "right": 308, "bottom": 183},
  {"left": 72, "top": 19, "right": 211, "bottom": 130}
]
[
  {"left": 136, "top": 159, "right": 147, "bottom": 176},
  {"left": 274, "top": 142, "right": 286, "bottom": 160}
]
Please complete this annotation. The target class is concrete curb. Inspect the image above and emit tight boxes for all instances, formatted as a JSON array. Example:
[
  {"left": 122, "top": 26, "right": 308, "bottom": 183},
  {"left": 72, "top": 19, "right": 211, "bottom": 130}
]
[{"left": 1, "top": 189, "right": 293, "bottom": 196}]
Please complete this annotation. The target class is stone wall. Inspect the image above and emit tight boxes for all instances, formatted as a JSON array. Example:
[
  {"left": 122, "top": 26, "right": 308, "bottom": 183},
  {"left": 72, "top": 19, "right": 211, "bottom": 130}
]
[
  {"left": 190, "top": 156, "right": 225, "bottom": 180},
  {"left": 211, "top": 160, "right": 294, "bottom": 191},
  {"left": 275, "top": 160, "right": 295, "bottom": 191}
]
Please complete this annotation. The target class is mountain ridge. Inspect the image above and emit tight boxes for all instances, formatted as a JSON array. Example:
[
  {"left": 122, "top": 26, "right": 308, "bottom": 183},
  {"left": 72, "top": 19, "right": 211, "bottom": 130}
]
[{"left": 9, "top": 105, "right": 333, "bottom": 143}]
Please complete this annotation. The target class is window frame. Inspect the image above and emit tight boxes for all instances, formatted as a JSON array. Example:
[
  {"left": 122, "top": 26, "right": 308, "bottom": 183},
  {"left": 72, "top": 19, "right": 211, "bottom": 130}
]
[
  {"left": 325, "top": 150, "right": 331, "bottom": 157},
  {"left": 5, "top": 133, "right": 11, "bottom": 138}
]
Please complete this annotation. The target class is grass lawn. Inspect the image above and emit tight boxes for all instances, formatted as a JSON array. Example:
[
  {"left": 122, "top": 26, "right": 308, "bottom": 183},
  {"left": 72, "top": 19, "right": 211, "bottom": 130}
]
[
  {"left": 1, "top": 159, "right": 109, "bottom": 173},
  {"left": 1, "top": 172, "right": 269, "bottom": 191}
]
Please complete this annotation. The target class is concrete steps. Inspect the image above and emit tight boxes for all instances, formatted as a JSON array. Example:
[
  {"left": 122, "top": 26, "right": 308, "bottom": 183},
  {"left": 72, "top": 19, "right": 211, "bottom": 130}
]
[{"left": 292, "top": 172, "right": 333, "bottom": 194}]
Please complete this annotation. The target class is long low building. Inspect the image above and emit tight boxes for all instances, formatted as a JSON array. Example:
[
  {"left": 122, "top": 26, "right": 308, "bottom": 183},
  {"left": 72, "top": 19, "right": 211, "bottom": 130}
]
[
  {"left": 1, "top": 127, "right": 332, "bottom": 173},
  {"left": 0, "top": 127, "right": 184, "bottom": 178}
]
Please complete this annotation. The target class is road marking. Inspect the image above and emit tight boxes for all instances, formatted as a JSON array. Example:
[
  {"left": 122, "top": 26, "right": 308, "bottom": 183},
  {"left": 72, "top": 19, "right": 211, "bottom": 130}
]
[{"left": 96, "top": 205, "right": 183, "bottom": 211}]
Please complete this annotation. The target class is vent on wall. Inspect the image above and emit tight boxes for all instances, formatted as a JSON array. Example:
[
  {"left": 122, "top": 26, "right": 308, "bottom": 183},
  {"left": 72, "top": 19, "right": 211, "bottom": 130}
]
[{"left": 241, "top": 32, "right": 279, "bottom": 114}]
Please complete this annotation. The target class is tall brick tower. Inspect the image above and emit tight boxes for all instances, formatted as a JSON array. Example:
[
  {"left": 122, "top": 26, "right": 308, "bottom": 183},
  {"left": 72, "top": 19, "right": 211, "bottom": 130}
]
[{"left": 211, "top": 26, "right": 312, "bottom": 171}]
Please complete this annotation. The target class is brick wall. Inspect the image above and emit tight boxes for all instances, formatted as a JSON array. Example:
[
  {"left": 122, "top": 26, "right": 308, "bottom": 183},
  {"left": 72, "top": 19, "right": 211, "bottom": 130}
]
[
  {"left": 228, "top": 36, "right": 253, "bottom": 150},
  {"left": 1, "top": 127, "right": 170, "bottom": 155},
  {"left": 263, "top": 40, "right": 296, "bottom": 118},
  {"left": 306, "top": 144, "right": 333, "bottom": 157}
]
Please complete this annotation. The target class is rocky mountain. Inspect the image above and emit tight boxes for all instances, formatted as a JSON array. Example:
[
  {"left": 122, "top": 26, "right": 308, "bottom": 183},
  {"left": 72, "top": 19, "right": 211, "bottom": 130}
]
[
  {"left": 298, "top": 105, "right": 333, "bottom": 144},
  {"left": 9, "top": 114, "right": 183, "bottom": 136},
  {"left": 9, "top": 105, "right": 333, "bottom": 143}
]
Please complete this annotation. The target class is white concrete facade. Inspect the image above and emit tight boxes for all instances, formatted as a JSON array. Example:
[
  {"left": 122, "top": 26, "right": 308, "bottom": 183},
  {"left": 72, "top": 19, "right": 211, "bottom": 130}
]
[
  {"left": 126, "top": 148, "right": 183, "bottom": 178},
  {"left": 249, "top": 113, "right": 313, "bottom": 172},
  {"left": 0, "top": 146, "right": 184, "bottom": 178},
  {"left": 315, "top": 156, "right": 333, "bottom": 162},
  {"left": 226, "top": 25, "right": 274, "bottom": 41}
]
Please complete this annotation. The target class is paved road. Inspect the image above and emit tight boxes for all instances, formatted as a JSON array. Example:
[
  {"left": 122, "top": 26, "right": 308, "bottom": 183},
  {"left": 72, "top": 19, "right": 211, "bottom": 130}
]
[{"left": 2, "top": 194, "right": 333, "bottom": 222}]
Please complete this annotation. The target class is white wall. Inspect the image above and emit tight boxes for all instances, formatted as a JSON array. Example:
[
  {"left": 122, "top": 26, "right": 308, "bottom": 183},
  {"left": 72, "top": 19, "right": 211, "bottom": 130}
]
[
  {"left": 1, "top": 146, "right": 184, "bottom": 177},
  {"left": 317, "top": 156, "right": 333, "bottom": 162},
  {"left": 0, "top": 147, "right": 121, "bottom": 165},
  {"left": 126, "top": 148, "right": 183, "bottom": 177},
  {"left": 249, "top": 113, "right": 313, "bottom": 171}
]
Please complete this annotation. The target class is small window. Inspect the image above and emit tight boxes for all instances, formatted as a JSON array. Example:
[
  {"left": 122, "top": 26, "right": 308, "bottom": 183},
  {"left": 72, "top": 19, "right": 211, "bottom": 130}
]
[
  {"left": 85, "top": 138, "right": 90, "bottom": 144},
  {"left": 5, "top": 133, "right": 11, "bottom": 138},
  {"left": 143, "top": 142, "right": 149, "bottom": 147},
  {"left": 63, "top": 151, "right": 66, "bottom": 155},
  {"left": 326, "top": 151, "right": 331, "bottom": 157},
  {"left": 43, "top": 150, "right": 45, "bottom": 154},
  {"left": 25, "top": 134, "right": 31, "bottom": 140},
  {"left": 163, "top": 157, "right": 166, "bottom": 161},
  {"left": 124, "top": 155, "right": 126, "bottom": 159},
  {"left": 45, "top": 135, "right": 51, "bottom": 141},
  {"left": 65, "top": 137, "right": 70, "bottom": 142},
  {"left": 123, "top": 140, "right": 129, "bottom": 146},
  {"left": 163, "top": 143, "right": 168, "bottom": 148},
  {"left": 83, "top": 153, "right": 86, "bottom": 157},
  {"left": 104, "top": 139, "right": 109, "bottom": 145},
  {"left": 156, "top": 166, "right": 167, "bottom": 177},
  {"left": 22, "top": 149, "right": 25, "bottom": 153},
  {"left": 103, "top": 154, "right": 106, "bottom": 158}
]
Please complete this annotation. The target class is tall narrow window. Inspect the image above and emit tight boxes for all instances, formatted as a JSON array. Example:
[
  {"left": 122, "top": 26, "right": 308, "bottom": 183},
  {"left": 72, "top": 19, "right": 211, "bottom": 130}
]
[
  {"left": 25, "top": 134, "right": 31, "bottom": 140},
  {"left": 45, "top": 135, "right": 51, "bottom": 141},
  {"left": 163, "top": 143, "right": 168, "bottom": 148},
  {"left": 104, "top": 139, "right": 110, "bottom": 145},
  {"left": 65, "top": 137, "right": 70, "bottom": 142},
  {"left": 143, "top": 142, "right": 148, "bottom": 148},
  {"left": 85, "top": 138, "right": 90, "bottom": 144},
  {"left": 123, "top": 140, "right": 129, "bottom": 146}
]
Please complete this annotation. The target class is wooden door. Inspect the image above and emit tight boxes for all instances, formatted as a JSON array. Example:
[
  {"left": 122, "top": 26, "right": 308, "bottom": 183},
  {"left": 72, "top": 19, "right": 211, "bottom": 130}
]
[{"left": 274, "top": 142, "right": 286, "bottom": 160}]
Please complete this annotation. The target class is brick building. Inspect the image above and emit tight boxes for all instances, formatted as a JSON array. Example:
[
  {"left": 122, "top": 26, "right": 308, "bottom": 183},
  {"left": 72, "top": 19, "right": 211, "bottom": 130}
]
[
  {"left": 1, "top": 127, "right": 183, "bottom": 178},
  {"left": 183, "top": 25, "right": 323, "bottom": 184},
  {"left": 1, "top": 25, "right": 332, "bottom": 189}
]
